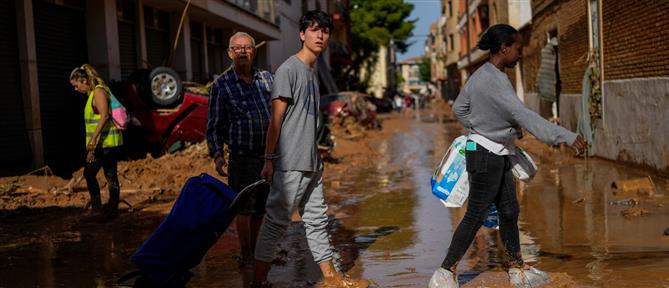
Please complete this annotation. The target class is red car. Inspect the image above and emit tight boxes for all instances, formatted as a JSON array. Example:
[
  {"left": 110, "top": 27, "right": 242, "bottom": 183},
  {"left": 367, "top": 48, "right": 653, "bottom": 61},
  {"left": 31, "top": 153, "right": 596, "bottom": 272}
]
[{"left": 109, "top": 69, "right": 209, "bottom": 158}]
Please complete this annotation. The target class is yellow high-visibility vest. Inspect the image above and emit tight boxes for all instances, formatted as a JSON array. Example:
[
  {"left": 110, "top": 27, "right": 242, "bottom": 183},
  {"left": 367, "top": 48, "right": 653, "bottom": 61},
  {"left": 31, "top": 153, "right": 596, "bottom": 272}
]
[{"left": 84, "top": 85, "right": 123, "bottom": 148}]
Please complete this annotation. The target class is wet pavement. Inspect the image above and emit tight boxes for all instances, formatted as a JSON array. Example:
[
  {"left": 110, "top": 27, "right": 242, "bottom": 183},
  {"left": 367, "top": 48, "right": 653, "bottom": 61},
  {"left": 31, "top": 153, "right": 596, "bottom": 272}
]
[{"left": 1, "top": 111, "right": 668, "bottom": 287}]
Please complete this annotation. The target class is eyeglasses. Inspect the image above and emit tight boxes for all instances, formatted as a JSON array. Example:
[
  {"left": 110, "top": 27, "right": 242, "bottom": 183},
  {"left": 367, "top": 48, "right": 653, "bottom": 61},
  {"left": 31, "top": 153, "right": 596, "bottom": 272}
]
[{"left": 229, "top": 45, "right": 254, "bottom": 52}]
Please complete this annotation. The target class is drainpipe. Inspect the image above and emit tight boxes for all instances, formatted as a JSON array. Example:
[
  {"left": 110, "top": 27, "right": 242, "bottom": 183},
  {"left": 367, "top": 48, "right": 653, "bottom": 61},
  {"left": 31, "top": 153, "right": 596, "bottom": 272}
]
[{"left": 465, "top": 0, "right": 471, "bottom": 68}]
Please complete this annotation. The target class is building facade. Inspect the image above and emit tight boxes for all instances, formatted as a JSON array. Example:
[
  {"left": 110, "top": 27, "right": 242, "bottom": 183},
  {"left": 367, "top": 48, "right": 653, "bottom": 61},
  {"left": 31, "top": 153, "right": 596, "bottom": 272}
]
[
  {"left": 442, "top": 0, "right": 462, "bottom": 101},
  {"left": 4, "top": 0, "right": 337, "bottom": 176},
  {"left": 398, "top": 56, "right": 423, "bottom": 95},
  {"left": 443, "top": 0, "right": 669, "bottom": 171},
  {"left": 455, "top": 0, "right": 531, "bottom": 91},
  {"left": 428, "top": 21, "right": 447, "bottom": 100},
  {"left": 524, "top": 0, "right": 669, "bottom": 171}
]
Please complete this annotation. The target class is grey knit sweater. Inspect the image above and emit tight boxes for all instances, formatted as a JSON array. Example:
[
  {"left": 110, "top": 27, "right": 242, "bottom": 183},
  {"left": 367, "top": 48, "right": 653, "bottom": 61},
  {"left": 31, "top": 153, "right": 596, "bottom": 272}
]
[{"left": 453, "top": 62, "right": 577, "bottom": 146}]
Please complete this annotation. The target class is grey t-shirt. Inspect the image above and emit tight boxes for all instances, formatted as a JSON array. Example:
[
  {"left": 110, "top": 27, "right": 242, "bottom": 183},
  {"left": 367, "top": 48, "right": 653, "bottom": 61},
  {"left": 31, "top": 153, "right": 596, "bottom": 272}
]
[{"left": 272, "top": 55, "right": 322, "bottom": 172}]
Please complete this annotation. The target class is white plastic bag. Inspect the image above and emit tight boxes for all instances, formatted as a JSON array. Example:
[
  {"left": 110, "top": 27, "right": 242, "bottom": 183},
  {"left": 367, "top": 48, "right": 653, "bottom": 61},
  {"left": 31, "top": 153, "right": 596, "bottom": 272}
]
[
  {"left": 431, "top": 136, "right": 469, "bottom": 207},
  {"left": 509, "top": 148, "right": 538, "bottom": 182}
]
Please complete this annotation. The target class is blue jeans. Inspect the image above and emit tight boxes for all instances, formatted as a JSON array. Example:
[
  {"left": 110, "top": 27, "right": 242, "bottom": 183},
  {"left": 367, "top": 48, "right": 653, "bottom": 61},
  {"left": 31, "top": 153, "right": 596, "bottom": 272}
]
[{"left": 441, "top": 141, "right": 523, "bottom": 270}]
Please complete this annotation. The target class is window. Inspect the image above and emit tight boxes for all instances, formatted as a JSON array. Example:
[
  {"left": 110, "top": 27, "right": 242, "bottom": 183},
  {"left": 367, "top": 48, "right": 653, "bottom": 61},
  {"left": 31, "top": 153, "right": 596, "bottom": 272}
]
[
  {"left": 479, "top": 5, "right": 489, "bottom": 31},
  {"left": 448, "top": 1, "right": 453, "bottom": 17},
  {"left": 449, "top": 34, "right": 454, "bottom": 51}
]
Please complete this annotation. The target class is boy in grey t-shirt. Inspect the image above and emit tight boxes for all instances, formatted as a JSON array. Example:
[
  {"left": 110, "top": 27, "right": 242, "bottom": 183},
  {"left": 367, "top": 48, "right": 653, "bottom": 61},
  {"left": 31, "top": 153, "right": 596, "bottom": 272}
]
[{"left": 253, "top": 10, "right": 369, "bottom": 288}]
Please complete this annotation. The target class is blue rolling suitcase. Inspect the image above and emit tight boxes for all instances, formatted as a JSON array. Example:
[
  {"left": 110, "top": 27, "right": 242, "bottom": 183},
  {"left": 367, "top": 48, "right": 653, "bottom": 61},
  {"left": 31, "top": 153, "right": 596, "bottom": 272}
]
[{"left": 119, "top": 173, "right": 264, "bottom": 287}]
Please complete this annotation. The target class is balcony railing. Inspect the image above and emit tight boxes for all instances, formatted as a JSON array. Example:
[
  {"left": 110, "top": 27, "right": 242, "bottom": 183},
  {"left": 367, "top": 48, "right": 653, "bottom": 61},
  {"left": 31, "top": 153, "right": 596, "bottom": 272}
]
[{"left": 225, "top": 0, "right": 279, "bottom": 25}]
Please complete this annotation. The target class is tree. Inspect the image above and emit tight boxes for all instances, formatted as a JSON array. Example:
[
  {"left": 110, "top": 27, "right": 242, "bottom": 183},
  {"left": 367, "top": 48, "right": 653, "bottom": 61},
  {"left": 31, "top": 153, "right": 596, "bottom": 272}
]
[
  {"left": 419, "top": 57, "right": 431, "bottom": 83},
  {"left": 343, "top": 0, "right": 416, "bottom": 91}
]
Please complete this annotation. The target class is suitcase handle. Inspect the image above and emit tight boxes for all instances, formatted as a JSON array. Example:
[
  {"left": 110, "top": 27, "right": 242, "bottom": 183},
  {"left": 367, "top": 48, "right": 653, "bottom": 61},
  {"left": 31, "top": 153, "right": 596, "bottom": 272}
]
[{"left": 228, "top": 179, "right": 266, "bottom": 210}]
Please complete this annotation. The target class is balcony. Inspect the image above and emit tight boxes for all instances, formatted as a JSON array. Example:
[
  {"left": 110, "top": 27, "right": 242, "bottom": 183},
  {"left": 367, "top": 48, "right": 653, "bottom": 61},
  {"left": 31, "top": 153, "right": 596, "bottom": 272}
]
[{"left": 225, "top": 0, "right": 278, "bottom": 25}]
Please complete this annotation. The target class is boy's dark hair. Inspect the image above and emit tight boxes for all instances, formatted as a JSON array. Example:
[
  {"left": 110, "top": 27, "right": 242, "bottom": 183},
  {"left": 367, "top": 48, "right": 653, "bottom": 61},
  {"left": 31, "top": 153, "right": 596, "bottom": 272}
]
[
  {"left": 299, "top": 10, "right": 334, "bottom": 33},
  {"left": 477, "top": 24, "right": 519, "bottom": 54}
]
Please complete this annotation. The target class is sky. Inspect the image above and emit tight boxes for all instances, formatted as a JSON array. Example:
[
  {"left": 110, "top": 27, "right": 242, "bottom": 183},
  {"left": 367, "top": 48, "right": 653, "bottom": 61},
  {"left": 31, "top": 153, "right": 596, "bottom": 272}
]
[{"left": 399, "top": 0, "right": 442, "bottom": 61}]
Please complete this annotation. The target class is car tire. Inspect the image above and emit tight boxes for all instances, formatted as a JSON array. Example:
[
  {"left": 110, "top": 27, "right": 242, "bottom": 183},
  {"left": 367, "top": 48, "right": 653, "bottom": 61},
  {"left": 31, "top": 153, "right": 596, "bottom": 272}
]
[{"left": 149, "top": 66, "right": 182, "bottom": 106}]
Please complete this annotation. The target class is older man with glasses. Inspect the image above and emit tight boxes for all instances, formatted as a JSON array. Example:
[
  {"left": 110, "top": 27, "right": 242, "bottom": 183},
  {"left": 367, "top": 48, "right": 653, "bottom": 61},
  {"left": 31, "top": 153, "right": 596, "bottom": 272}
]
[{"left": 206, "top": 31, "right": 273, "bottom": 269}]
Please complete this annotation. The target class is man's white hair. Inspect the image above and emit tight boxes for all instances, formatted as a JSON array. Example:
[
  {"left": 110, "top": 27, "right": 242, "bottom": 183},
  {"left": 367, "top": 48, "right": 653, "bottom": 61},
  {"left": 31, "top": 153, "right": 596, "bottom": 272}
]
[{"left": 228, "top": 32, "right": 256, "bottom": 47}]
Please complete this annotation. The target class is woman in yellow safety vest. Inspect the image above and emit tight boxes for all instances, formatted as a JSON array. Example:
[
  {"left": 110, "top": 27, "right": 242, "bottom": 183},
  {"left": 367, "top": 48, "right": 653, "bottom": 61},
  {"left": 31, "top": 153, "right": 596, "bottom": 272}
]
[{"left": 70, "top": 64, "right": 123, "bottom": 221}]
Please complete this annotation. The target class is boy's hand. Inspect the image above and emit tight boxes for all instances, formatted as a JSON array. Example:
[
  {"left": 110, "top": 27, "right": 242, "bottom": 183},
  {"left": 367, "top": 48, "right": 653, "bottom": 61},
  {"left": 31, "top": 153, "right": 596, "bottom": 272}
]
[{"left": 260, "top": 161, "right": 273, "bottom": 184}]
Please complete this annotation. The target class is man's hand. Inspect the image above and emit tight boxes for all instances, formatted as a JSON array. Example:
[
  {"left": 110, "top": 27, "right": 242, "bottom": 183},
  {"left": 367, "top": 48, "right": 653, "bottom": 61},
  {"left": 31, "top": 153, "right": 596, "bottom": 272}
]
[
  {"left": 214, "top": 152, "right": 228, "bottom": 176},
  {"left": 260, "top": 160, "right": 273, "bottom": 184},
  {"left": 570, "top": 135, "right": 587, "bottom": 156}
]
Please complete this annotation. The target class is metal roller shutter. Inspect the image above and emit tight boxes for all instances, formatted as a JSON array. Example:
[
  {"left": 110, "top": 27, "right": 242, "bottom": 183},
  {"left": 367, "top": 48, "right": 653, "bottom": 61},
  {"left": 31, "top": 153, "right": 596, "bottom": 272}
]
[
  {"left": 207, "top": 27, "right": 228, "bottom": 76},
  {"left": 145, "top": 6, "right": 169, "bottom": 68},
  {"left": 33, "top": 0, "right": 88, "bottom": 177},
  {"left": 118, "top": 21, "right": 137, "bottom": 80},
  {"left": 117, "top": 0, "right": 137, "bottom": 80},
  {"left": 0, "top": 0, "right": 32, "bottom": 175},
  {"left": 190, "top": 22, "right": 204, "bottom": 83}
]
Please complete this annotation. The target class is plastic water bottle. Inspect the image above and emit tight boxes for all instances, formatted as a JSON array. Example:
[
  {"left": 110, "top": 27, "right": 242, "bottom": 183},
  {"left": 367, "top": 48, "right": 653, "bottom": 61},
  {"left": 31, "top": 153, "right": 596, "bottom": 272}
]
[{"left": 483, "top": 204, "right": 499, "bottom": 229}]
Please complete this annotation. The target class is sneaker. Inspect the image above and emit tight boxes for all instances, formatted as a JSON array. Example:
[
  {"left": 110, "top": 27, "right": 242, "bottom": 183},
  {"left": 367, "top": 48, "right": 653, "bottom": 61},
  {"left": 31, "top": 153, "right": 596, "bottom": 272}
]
[
  {"left": 508, "top": 266, "right": 551, "bottom": 288},
  {"left": 428, "top": 267, "right": 459, "bottom": 288},
  {"left": 322, "top": 274, "right": 371, "bottom": 288}
]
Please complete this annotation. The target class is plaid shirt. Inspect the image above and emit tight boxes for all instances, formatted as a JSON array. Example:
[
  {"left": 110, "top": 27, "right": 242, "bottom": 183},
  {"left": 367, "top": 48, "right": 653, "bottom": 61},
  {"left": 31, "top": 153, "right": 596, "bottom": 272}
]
[{"left": 206, "top": 66, "right": 273, "bottom": 157}]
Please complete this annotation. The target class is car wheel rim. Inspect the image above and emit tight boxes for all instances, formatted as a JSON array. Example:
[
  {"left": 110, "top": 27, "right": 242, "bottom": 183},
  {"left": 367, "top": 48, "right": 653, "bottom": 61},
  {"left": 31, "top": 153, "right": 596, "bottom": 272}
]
[{"left": 151, "top": 73, "right": 178, "bottom": 100}]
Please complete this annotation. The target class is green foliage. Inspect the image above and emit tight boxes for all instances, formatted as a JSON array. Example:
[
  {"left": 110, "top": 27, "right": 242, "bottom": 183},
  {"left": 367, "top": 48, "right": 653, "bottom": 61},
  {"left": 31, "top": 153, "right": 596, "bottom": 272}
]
[
  {"left": 419, "top": 57, "right": 431, "bottom": 82},
  {"left": 344, "top": 0, "right": 416, "bottom": 91},
  {"left": 395, "top": 69, "right": 404, "bottom": 89}
]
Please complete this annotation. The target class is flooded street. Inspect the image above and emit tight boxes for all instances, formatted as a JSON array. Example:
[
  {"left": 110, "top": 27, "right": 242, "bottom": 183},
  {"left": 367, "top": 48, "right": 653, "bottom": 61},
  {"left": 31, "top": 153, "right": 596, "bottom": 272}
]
[{"left": 1, "top": 110, "right": 668, "bottom": 287}]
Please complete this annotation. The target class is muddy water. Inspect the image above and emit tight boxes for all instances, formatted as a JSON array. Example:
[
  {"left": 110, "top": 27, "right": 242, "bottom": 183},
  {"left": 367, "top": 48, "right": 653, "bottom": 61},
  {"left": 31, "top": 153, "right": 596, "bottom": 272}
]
[
  {"left": 0, "top": 209, "right": 163, "bottom": 287},
  {"left": 328, "top": 114, "right": 669, "bottom": 287},
  {"left": 1, "top": 112, "right": 668, "bottom": 287}
]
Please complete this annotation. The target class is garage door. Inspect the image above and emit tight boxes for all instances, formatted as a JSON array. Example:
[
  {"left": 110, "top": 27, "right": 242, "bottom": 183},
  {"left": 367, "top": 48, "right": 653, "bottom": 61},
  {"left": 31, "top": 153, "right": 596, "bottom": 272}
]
[
  {"left": 34, "top": 0, "right": 88, "bottom": 177},
  {"left": 0, "top": 1, "right": 32, "bottom": 176},
  {"left": 207, "top": 27, "right": 229, "bottom": 76},
  {"left": 190, "top": 21, "right": 204, "bottom": 83},
  {"left": 145, "top": 6, "right": 170, "bottom": 68},
  {"left": 118, "top": 0, "right": 137, "bottom": 80}
]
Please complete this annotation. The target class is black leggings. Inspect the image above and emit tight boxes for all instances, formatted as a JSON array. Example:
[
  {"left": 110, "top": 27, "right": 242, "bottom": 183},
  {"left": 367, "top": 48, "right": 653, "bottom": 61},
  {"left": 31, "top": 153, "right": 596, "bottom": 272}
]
[
  {"left": 83, "top": 148, "right": 120, "bottom": 211},
  {"left": 441, "top": 142, "right": 523, "bottom": 270}
]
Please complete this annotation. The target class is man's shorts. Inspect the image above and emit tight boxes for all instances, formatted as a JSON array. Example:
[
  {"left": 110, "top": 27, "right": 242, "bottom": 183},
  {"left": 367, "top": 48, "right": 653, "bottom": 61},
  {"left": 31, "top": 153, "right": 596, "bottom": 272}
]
[{"left": 227, "top": 151, "right": 270, "bottom": 218}]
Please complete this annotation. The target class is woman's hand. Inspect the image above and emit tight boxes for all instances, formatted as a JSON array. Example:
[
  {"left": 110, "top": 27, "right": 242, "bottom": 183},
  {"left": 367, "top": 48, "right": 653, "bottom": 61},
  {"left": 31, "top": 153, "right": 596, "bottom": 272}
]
[
  {"left": 86, "top": 151, "right": 95, "bottom": 163},
  {"left": 87, "top": 141, "right": 97, "bottom": 151},
  {"left": 570, "top": 135, "right": 587, "bottom": 156}
]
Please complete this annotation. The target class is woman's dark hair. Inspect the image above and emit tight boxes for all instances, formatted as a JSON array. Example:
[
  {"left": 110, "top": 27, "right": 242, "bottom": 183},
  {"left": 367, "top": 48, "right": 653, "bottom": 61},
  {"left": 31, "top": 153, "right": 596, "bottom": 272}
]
[
  {"left": 477, "top": 24, "right": 519, "bottom": 54},
  {"left": 299, "top": 10, "right": 334, "bottom": 33}
]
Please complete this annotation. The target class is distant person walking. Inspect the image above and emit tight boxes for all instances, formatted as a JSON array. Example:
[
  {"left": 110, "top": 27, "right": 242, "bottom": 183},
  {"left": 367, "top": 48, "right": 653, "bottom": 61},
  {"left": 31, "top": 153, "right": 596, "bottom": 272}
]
[
  {"left": 70, "top": 64, "right": 124, "bottom": 221},
  {"left": 253, "top": 10, "right": 369, "bottom": 288},
  {"left": 206, "top": 31, "right": 273, "bottom": 268},
  {"left": 429, "top": 24, "right": 586, "bottom": 288}
]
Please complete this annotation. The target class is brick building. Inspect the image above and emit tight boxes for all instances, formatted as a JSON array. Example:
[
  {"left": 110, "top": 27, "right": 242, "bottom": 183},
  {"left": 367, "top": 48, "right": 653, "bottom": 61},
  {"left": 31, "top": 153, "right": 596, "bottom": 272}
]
[
  {"left": 523, "top": 0, "right": 669, "bottom": 171},
  {"left": 455, "top": 0, "right": 532, "bottom": 97}
]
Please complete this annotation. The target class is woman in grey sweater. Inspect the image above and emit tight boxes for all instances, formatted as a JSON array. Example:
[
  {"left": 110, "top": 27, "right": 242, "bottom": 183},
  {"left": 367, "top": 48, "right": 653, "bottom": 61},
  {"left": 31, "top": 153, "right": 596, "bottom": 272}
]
[{"left": 429, "top": 24, "right": 586, "bottom": 288}]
